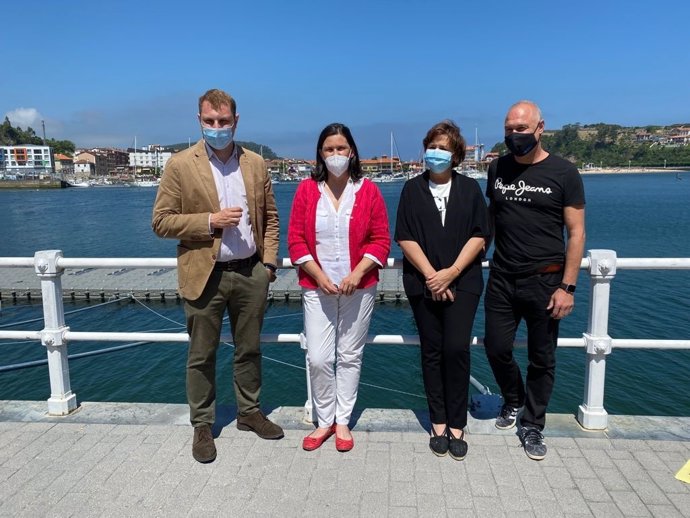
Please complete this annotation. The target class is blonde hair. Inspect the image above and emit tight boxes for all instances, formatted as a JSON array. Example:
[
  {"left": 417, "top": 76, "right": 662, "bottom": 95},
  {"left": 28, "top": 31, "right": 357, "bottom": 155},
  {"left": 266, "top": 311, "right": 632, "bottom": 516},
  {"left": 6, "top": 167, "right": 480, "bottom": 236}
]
[{"left": 198, "top": 89, "right": 236, "bottom": 115}]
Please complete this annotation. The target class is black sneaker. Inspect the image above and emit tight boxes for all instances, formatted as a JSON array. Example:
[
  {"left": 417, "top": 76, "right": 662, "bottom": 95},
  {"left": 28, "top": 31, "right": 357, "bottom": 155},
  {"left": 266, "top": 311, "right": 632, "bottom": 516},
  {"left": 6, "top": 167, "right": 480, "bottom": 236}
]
[
  {"left": 429, "top": 426, "right": 449, "bottom": 457},
  {"left": 495, "top": 404, "right": 520, "bottom": 430},
  {"left": 519, "top": 426, "right": 547, "bottom": 460},
  {"left": 447, "top": 429, "right": 467, "bottom": 461}
]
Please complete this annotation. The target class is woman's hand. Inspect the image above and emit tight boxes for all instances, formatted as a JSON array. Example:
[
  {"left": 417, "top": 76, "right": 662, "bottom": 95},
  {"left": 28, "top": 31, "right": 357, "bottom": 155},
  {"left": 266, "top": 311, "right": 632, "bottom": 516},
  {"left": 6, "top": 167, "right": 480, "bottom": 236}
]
[
  {"left": 425, "top": 267, "right": 456, "bottom": 295},
  {"left": 316, "top": 275, "right": 339, "bottom": 295},
  {"left": 339, "top": 270, "right": 363, "bottom": 296}
]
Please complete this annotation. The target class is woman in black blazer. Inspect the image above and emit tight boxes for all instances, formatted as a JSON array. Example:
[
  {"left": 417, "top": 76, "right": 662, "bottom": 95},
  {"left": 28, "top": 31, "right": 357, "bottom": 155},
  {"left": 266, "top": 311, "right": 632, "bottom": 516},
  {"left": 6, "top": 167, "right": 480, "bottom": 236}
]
[{"left": 395, "top": 120, "right": 490, "bottom": 460}]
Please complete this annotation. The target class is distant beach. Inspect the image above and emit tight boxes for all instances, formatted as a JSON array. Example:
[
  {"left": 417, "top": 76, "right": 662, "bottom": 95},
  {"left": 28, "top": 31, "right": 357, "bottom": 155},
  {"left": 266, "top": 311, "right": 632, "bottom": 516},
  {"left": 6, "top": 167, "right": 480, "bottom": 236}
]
[{"left": 579, "top": 167, "right": 687, "bottom": 175}]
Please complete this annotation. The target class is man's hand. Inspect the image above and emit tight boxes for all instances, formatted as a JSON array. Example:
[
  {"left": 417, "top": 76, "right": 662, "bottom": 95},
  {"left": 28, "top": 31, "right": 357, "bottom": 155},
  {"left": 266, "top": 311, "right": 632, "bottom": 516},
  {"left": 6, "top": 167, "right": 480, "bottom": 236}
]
[
  {"left": 210, "top": 207, "right": 243, "bottom": 228},
  {"left": 547, "top": 288, "right": 574, "bottom": 319}
]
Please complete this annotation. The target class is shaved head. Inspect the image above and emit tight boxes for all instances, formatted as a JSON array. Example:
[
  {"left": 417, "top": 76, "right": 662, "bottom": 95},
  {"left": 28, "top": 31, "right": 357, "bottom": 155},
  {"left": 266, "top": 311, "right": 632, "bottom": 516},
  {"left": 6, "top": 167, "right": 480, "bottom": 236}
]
[{"left": 506, "top": 100, "right": 542, "bottom": 125}]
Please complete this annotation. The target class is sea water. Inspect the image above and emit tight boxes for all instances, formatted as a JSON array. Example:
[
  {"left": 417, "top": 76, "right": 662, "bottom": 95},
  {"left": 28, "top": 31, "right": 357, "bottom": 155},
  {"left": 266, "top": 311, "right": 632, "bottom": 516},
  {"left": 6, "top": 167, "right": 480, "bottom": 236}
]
[{"left": 1, "top": 172, "right": 689, "bottom": 416}]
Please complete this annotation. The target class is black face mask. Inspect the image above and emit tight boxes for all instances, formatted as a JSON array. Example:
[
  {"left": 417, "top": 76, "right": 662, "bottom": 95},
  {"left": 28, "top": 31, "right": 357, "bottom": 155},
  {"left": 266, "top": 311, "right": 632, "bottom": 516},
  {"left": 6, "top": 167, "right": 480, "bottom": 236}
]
[{"left": 504, "top": 129, "right": 538, "bottom": 157}]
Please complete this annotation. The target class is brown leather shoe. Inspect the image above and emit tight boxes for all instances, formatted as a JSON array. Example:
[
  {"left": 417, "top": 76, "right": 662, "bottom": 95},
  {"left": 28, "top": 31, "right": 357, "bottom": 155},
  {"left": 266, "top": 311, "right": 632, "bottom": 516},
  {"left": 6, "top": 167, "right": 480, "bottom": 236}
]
[
  {"left": 236, "top": 410, "right": 284, "bottom": 439},
  {"left": 192, "top": 424, "right": 217, "bottom": 463}
]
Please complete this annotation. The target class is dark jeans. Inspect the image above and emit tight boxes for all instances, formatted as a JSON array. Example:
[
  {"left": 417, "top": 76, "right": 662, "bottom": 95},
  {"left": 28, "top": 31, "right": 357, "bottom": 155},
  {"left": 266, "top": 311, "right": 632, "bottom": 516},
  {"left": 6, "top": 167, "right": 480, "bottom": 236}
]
[
  {"left": 484, "top": 270, "right": 561, "bottom": 430},
  {"left": 410, "top": 290, "right": 480, "bottom": 430},
  {"left": 184, "top": 260, "right": 269, "bottom": 427}
]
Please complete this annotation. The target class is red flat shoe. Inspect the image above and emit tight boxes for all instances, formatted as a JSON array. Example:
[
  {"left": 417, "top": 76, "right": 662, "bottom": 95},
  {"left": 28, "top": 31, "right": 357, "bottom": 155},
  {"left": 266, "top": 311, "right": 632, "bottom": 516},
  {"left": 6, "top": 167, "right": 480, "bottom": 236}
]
[
  {"left": 335, "top": 433, "right": 354, "bottom": 452},
  {"left": 302, "top": 425, "right": 335, "bottom": 451}
]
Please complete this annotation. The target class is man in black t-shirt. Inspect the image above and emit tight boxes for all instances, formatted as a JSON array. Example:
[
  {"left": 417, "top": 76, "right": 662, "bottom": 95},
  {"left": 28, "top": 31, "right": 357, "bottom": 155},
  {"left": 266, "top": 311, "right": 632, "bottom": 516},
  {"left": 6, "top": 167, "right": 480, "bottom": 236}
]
[{"left": 484, "top": 101, "right": 586, "bottom": 460}]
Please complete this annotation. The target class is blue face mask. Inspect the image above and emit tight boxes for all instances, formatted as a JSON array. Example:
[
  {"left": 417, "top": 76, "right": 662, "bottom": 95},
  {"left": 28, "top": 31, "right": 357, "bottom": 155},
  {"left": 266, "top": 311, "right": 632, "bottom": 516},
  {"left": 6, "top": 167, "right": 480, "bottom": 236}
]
[
  {"left": 202, "top": 126, "right": 234, "bottom": 150},
  {"left": 424, "top": 148, "right": 453, "bottom": 174}
]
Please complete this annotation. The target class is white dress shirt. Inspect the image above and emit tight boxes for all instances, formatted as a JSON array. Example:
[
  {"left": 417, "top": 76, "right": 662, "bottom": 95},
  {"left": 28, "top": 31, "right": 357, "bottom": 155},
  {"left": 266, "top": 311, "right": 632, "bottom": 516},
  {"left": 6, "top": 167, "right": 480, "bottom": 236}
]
[{"left": 206, "top": 143, "right": 257, "bottom": 261}]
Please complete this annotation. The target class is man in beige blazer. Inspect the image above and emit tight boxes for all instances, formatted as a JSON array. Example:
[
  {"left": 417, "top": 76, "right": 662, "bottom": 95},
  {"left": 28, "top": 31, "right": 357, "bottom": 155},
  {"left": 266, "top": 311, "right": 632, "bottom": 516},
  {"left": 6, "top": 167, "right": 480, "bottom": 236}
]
[{"left": 152, "top": 88, "right": 282, "bottom": 463}]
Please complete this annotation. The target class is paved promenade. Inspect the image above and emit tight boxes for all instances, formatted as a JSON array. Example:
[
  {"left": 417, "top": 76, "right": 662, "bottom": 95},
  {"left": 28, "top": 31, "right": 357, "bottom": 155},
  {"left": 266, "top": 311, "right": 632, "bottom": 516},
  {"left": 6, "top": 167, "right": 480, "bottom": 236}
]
[{"left": 0, "top": 401, "right": 689, "bottom": 517}]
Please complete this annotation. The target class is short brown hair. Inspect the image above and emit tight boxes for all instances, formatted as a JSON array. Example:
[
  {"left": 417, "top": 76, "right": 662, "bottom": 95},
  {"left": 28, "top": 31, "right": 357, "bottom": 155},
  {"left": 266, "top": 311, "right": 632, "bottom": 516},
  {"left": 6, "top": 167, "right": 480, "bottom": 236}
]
[
  {"left": 422, "top": 120, "right": 466, "bottom": 167},
  {"left": 198, "top": 89, "right": 236, "bottom": 115}
]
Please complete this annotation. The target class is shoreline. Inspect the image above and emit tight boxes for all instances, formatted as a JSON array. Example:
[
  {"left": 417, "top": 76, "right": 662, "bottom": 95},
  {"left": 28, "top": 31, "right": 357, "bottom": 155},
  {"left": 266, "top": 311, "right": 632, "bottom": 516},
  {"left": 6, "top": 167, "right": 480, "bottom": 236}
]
[{"left": 579, "top": 167, "right": 687, "bottom": 175}]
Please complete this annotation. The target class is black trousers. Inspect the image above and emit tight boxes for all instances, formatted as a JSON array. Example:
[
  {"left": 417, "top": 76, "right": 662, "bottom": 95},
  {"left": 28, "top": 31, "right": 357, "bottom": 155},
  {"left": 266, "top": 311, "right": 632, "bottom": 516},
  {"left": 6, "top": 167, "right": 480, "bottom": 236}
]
[
  {"left": 410, "top": 290, "right": 480, "bottom": 429},
  {"left": 484, "top": 270, "right": 561, "bottom": 430}
]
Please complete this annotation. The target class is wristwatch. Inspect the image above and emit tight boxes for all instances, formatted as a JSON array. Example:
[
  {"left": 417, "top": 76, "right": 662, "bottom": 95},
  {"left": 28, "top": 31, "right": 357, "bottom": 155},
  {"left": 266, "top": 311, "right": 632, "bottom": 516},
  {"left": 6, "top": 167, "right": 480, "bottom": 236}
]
[
  {"left": 264, "top": 263, "right": 277, "bottom": 273},
  {"left": 559, "top": 283, "right": 576, "bottom": 294}
]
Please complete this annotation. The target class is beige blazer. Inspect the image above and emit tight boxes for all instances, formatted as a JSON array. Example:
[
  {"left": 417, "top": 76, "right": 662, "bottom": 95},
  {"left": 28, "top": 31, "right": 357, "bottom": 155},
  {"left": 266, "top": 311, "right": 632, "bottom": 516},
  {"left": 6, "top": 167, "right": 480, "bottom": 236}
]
[{"left": 152, "top": 140, "right": 279, "bottom": 301}]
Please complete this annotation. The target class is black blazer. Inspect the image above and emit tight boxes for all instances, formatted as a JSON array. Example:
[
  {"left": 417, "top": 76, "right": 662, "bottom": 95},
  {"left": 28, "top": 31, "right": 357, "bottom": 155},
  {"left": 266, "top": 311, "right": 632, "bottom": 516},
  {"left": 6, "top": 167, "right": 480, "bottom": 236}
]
[{"left": 395, "top": 171, "right": 490, "bottom": 297}]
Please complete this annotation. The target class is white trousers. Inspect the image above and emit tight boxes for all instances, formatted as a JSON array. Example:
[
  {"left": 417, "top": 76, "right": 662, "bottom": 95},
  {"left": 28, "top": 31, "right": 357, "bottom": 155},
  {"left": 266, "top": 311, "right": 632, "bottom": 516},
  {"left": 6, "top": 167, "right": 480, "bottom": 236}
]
[{"left": 302, "top": 286, "right": 376, "bottom": 428}]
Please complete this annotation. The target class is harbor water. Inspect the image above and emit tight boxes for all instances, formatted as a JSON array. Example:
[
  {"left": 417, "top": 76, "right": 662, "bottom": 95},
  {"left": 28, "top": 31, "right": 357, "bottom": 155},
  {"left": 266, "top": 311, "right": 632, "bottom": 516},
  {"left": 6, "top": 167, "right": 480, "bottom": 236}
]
[{"left": 1, "top": 173, "right": 689, "bottom": 417}]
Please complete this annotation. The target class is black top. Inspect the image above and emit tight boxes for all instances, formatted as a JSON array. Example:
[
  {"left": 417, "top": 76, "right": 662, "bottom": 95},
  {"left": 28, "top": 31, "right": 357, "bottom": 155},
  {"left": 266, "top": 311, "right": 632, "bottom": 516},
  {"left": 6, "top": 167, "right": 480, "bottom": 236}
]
[
  {"left": 486, "top": 154, "right": 586, "bottom": 274},
  {"left": 395, "top": 171, "right": 490, "bottom": 297}
]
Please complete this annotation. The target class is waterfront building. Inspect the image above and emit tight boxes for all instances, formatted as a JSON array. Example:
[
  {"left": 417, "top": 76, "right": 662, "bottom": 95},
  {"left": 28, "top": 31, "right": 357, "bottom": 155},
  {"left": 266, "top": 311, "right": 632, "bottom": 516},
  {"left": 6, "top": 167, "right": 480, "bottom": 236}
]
[
  {"left": 75, "top": 148, "right": 130, "bottom": 179},
  {"left": 0, "top": 144, "right": 54, "bottom": 179},
  {"left": 53, "top": 153, "right": 74, "bottom": 176},
  {"left": 361, "top": 155, "right": 403, "bottom": 175},
  {"left": 128, "top": 145, "right": 172, "bottom": 174}
]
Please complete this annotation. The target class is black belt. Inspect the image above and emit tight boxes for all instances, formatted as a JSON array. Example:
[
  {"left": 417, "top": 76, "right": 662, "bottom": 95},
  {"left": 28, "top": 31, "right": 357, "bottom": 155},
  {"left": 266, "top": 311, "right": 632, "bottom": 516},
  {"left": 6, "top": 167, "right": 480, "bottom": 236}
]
[{"left": 214, "top": 254, "right": 258, "bottom": 271}]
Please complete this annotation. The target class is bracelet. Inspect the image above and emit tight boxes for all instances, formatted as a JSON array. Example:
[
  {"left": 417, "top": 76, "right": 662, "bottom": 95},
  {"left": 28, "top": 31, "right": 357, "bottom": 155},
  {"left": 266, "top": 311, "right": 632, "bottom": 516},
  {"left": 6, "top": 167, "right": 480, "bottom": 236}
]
[{"left": 452, "top": 264, "right": 461, "bottom": 274}]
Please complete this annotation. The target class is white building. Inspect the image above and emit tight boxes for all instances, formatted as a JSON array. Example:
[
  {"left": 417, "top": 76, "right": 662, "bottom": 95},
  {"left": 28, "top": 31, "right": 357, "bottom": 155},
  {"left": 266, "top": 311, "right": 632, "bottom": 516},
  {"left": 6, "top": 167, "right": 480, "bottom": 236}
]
[
  {"left": 129, "top": 147, "right": 172, "bottom": 171},
  {"left": 0, "top": 145, "right": 54, "bottom": 178}
]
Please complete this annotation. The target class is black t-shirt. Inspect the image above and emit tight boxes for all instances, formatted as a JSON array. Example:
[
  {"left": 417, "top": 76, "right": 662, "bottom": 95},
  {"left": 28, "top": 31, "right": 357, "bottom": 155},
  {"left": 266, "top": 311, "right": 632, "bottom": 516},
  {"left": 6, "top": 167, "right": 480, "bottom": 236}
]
[
  {"left": 395, "top": 171, "right": 490, "bottom": 296},
  {"left": 486, "top": 154, "right": 585, "bottom": 274}
]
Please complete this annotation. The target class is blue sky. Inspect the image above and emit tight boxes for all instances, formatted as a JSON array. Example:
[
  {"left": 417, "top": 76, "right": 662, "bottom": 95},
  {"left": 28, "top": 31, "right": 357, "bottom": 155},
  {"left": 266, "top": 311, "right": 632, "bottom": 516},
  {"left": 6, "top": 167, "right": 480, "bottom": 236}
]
[{"left": 2, "top": 0, "right": 688, "bottom": 160}]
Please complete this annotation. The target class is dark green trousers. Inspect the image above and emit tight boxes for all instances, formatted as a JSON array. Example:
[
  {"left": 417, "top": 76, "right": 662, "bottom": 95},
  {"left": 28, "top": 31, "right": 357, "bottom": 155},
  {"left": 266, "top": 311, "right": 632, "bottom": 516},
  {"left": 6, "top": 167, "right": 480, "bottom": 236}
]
[{"left": 184, "top": 260, "right": 269, "bottom": 426}]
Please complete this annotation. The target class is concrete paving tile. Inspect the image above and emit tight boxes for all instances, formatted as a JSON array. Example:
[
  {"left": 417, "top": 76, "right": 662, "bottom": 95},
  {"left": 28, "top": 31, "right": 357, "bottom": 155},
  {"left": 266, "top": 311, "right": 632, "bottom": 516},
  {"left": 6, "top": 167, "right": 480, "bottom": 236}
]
[
  {"left": 442, "top": 483, "right": 472, "bottom": 509},
  {"left": 520, "top": 475, "right": 557, "bottom": 501},
  {"left": 468, "top": 472, "right": 499, "bottom": 497},
  {"left": 606, "top": 449, "right": 634, "bottom": 460},
  {"left": 612, "top": 458, "right": 654, "bottom": 483},
  {"left": 647, "top": 441, "right": 690, "bottom": 452},
  {"left": 646, "top": 504, "right": 685, "bottom": 517},
  {"left": 361, "top": 469, "right": 390, "bottom": 492},
  {"left": 472, "top": 495, "right": 508, "bottom": 518},
  {"left": 562, "top": 457, "right": 599, "bottom": 479},
  {"left": 385, "top": 506, "right": 417, "bottom": 517},
  {"left": 574, "top": 477, "right": 612, "bottom": 503},
  {"left": 529, "top": 497, "right": 566, "bottom": 518},
  {"left": 498, "top": 485, "right": 533, "bottom": 511},
  {"left": 609, "top": 490, "right": 652, "bottom": 517},
  {"left": 647, "top": 468, "right": 690, "bottom": 494},
  {"left": 543, "top": 466, "right": 577, "bottom": 489},
  {"left": 389, "top": 480, "right": 416, "bottom": 508},
  {"left": 580, "top": 449, "right": 617, "bottom": 469},
  {"left": 414, "top": 493, "right": 447, "bottom": 517},
  {"left": 665, "top": 492, "right": 690, "bottom": 516},
  {"left": 626, "top": 477, "right": 672, "bottom": 505},
  {"left": 359, "top": 491, "right": 390, "bottom": 516},
  {"left": 593, "top": 467, "right": 632, "bottom": 491},
  {"left": 413, "top": 472, "right": 444, "bottom": 495},
  {"left": 587, "top": 502, "right": 625, "bottom": 518},
  {"left": 552, "top": 487, "right": 589, "bottom": 513}
]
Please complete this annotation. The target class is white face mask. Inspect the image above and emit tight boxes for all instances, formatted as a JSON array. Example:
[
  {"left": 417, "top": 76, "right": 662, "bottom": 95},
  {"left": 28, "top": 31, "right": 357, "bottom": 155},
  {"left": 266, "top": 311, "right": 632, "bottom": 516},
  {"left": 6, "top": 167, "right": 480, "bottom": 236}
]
[{"left": 324, "top": 154, "right": 350, "bottom": 177}]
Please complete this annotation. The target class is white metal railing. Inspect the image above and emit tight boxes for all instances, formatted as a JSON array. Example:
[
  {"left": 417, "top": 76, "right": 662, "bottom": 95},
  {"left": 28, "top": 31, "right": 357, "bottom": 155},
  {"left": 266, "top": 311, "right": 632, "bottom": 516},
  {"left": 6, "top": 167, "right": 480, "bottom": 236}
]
[{"left": 1, "top": 249, "right": 689, "bottom": 428}]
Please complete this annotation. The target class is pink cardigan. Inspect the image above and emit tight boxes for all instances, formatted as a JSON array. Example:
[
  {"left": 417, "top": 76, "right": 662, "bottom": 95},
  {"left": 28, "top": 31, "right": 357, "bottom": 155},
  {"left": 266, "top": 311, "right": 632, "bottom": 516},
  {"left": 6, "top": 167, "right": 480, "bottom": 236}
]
[{"left": 287, "top": 178, "right": 391, "bottom": 289}]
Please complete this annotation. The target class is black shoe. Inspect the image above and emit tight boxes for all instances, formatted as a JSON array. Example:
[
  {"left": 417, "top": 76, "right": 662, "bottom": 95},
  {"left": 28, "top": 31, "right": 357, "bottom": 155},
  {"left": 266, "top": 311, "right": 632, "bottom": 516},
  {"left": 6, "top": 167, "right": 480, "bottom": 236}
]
[
  {"left": 495, "top": 403, "right": 521, "bottom": 430},
  {"left": 429, "top": 426, "right": 449, "bottom": 457},
  {"left": 448, "top": 429, "right": 467, "bottom": 461},
  {"left": 519, "top": 426, "right": 547, "bottom": 460}
]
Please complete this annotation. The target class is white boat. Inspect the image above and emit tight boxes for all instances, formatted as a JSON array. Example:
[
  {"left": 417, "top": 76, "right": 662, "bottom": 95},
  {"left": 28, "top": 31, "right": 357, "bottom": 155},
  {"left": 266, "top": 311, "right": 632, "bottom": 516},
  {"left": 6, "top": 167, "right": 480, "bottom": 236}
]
[
  {"left": 67, "top": 181, "right": 91, "bottom": 188},
  {"left": 132, "top": 180, "right": 160, "bottom": 187}
]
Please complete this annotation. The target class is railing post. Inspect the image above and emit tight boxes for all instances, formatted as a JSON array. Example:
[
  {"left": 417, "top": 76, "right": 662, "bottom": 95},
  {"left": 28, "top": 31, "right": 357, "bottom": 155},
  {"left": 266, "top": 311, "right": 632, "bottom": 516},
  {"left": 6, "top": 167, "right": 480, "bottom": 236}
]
[
  {"left": 35, "top": 250, "right": 77, "bottom": 416},
  {"left": 299, "top": 332, "right": 314, "bottom": 424},
  {"left": 577, "top": 249, "right": 616, "bottom": 430}
]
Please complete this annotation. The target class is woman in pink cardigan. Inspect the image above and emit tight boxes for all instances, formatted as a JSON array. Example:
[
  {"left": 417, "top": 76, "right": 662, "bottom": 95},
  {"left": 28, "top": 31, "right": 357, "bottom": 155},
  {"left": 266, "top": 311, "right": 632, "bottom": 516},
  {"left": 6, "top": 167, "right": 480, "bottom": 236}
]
[{"left": 288, "top": 123, "right": 390, "bottom": 452}]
